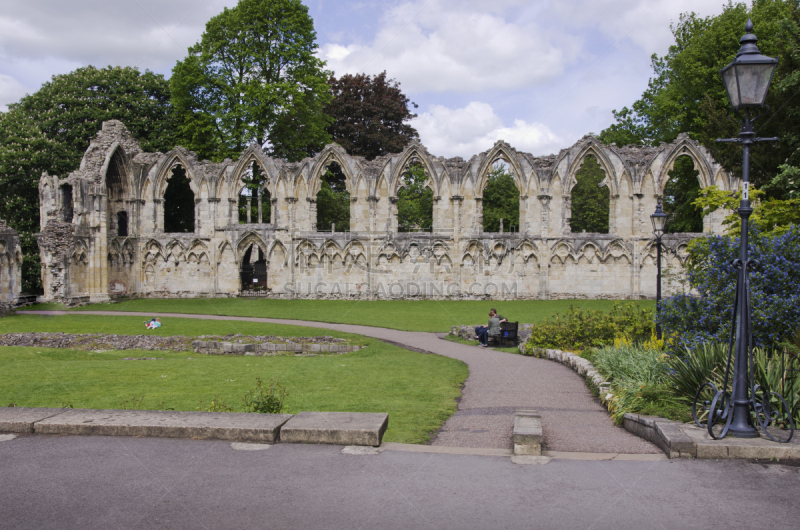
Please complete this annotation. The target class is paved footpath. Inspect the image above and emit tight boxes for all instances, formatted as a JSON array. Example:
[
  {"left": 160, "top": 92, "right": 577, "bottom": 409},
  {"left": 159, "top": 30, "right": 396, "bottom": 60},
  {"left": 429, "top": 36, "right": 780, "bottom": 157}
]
[{"left": 25, "top": 311, "right": 658, "bottom": 454}]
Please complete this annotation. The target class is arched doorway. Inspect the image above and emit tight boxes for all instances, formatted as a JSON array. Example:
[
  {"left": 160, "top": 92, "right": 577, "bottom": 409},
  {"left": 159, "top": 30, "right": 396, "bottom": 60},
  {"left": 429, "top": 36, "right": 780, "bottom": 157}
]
[{"left": 240, "top": 243, "right": 267, "bottom": 292}]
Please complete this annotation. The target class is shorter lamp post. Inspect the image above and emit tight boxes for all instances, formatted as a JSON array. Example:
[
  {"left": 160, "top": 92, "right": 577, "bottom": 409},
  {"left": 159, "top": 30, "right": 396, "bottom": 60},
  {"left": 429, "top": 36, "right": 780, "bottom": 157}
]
[{"left": 650, "top": 200, "right": 668, "bottom": 340}]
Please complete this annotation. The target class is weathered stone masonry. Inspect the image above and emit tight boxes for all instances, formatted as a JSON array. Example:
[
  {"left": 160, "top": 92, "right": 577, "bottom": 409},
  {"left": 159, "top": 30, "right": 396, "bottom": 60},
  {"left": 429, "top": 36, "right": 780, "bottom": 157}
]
[
  {"left": 0, "top": 219, "right": 23, "bottom": 312},
  {"left": 36, "top": 120, "right": 735, "bottom": 304}
]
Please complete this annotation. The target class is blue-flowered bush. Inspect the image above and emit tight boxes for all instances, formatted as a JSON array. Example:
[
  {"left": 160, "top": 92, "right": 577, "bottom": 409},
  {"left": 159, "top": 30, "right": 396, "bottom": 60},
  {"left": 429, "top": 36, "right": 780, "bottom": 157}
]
[{"left": 658, "top": 224, "right": 800, "bottom": 352}]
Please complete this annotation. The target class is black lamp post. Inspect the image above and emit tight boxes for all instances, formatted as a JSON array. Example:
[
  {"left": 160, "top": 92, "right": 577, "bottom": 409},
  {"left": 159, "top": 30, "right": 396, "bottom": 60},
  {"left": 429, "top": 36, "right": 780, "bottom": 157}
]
[
  {"left": 693, "top": 19, "right": 793, "bottom": 443},
  {"left": 650, "top": 199, "right": 668, "bottom": 340}
]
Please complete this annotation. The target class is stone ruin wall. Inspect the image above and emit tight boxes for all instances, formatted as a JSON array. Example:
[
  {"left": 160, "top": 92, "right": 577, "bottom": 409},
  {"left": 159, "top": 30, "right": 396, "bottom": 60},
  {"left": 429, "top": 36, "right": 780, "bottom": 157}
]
[
  {"left": 36, "top": 120, "right": 736, "bottom": 305},
  {"left": 0, "top": 220, "right": 24, "bottom": 313}
]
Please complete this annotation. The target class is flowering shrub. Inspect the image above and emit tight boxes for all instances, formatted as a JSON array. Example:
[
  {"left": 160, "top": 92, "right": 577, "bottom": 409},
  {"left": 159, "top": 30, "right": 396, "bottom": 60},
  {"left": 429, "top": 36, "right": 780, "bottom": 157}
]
[
  {"left": 659, "top": 225, "right": 800, "bottom": 351},
  {"left": 523, "top": 302, "right": 654, "bottom": 354}
]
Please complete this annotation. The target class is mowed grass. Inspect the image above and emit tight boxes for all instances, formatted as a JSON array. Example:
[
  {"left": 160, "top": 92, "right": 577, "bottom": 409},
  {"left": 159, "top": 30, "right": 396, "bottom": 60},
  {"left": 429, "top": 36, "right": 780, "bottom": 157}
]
[
  {"left": 0, "top": 314, "right": 468, "bottom": 444},
  {"left": 25, "top": 298, "right": 655, "bottom": 332}
]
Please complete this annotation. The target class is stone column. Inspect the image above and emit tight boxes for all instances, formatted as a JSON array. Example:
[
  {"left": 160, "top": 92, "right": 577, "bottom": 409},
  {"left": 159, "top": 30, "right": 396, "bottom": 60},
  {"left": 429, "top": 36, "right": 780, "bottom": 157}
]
[
  {"left": 307, "top": 197, "right": 317, "bottom": 231},
  {"left": 153, "top": 199, "right": 163, "bottom": 233},
  {"left": 538, "top": 194, "right": 551, "bottom": 238},
  {"left": 208, "top": 198, "right": 221, "bottom": 231},
  {"left": 388, "top": 196, "right": 399, "bottom": 233}
]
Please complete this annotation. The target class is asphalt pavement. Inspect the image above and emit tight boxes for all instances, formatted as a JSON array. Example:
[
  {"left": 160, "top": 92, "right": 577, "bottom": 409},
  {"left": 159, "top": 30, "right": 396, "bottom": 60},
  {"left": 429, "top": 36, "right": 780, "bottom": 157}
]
[{"left": 1, "top": 433, "right": 798, "bottom": 530}]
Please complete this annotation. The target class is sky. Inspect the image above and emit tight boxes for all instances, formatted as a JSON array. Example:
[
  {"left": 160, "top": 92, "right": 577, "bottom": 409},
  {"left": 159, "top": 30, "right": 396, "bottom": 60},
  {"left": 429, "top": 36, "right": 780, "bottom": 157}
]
[{"left": 0, "top": 0, "right": 730, "bottom": 159}]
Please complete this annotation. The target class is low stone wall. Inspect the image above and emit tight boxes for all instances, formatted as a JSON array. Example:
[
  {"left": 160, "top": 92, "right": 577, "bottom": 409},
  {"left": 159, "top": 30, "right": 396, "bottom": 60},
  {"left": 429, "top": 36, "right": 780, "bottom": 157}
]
[
  {"left": 192, "top": 339, "right": 361, "bottom": 355},
  {"left": 0, "top": 332, "right": 361, "bottom": 355},
  {"left": 450, "top": 323, "right": 533, "bottom": 344}
]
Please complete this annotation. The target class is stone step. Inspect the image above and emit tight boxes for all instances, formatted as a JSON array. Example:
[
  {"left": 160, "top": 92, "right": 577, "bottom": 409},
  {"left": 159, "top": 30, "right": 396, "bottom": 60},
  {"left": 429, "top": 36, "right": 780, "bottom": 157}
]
[
  {"left": 513, "top": 409, "right": 543, "bottom": 456},
  {"left": 280, "top": 411, "right": 389, "bottom": 446}
]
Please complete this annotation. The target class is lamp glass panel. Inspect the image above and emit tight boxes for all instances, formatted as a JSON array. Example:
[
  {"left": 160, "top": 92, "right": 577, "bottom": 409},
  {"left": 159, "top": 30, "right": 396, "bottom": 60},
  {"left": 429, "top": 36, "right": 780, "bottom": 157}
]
[
  {"left": 651, "top": 214, "right": 667, "bottom": 234},
  {"left": 722, "top": 66, "right": 740, "bottom": 108},
  {"left": 737, "top": 63, "right": 775, "bottom": 106}
]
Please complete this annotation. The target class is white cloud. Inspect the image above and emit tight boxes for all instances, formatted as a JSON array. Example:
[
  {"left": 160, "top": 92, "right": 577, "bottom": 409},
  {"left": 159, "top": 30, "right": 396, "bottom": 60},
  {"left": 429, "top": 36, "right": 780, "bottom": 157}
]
[
  {"left": 319, "top": 0, "right": 581, "bottom": 93},
  {"left": 0, "top": 1, "right": 236, "bottom": 73},
  {"left": 0, "top": 74, "right": 29, "bottom": 112},
  {"left": 413, "top": 102, "right": 565, "bottom": 158},
  {"left": 547, "top": 0, "right": 727, "bottom": 56}
]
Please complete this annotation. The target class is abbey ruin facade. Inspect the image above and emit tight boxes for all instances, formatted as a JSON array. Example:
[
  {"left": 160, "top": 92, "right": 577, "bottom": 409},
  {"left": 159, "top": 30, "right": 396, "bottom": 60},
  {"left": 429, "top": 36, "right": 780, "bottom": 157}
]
[{"left": 36, "top": 120, "right": 735, "bottom": 305}]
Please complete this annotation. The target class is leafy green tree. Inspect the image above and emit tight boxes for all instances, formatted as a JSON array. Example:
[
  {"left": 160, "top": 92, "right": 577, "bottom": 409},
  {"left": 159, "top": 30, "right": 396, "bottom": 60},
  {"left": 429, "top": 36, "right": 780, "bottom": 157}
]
[
  {"left": 482, "top": 167, "right": 519, "bottom": 232},
  {"left": 397, "top": 164, "right": 433, "bottom": 232},
  {"left": 325, "top": 72, "right": 419, "bottom": 160},
  {"left": 570, "top": 156, "right": 609, "bottom": 233},
  {"left": 0, "top": 65, "right": 176, "bottom": 293},
  {"left": 316, "top": 164, "right": 350, "bottom": 232},
  {"left": 663, "top": 157, "right": 703, "bottom": 233},
  {"left": 171, "top": 0, "right": 332, "bottom": 162},
  {"left": 600, "top": 0, "right": 799, "bottom": 197}
]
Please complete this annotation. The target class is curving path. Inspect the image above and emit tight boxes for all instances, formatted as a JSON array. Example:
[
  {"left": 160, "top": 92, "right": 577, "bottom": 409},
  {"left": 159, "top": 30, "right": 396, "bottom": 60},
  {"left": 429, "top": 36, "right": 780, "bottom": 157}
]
[{"left": 23, "top": 310, "right": 658, "bottom": 454}]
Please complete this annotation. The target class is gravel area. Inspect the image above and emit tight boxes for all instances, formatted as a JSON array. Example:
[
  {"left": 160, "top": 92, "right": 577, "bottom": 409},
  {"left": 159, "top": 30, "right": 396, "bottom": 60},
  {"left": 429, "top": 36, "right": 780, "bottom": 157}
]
[
  {"left": 0, "top": 332, "right": 348, "bottom": 352},
  {"left": 21, "top": 311, "right": 659, "bottom": 454}
]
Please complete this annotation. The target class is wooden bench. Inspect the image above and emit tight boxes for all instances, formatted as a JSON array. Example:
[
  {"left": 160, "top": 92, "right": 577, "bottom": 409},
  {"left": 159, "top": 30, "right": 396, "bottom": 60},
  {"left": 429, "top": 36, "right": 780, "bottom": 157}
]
[
  {"left": 486, "top": 321, "right": 519, "bottom": 346},
  {"left": 500, "top": 321, "right": 519, "bottom": 346}
]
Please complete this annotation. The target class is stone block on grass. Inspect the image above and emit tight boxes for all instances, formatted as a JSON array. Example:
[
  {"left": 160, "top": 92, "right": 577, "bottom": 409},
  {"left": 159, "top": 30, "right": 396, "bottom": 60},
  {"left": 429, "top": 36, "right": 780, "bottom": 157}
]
[
  {"left": 33, "top": 409, "right": 292, "bottom": 443},
  {"left": 280, "top": 411, "right": 389, "bottom": 446}
]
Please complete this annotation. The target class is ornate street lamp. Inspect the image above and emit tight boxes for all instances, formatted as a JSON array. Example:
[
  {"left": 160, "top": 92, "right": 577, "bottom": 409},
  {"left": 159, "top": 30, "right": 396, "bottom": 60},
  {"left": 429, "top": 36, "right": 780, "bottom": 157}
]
[
  {"left": 693, "top": 19, "right": 794, "bottom": 442},
  {"left": 650, "top": 199, "right": 668, "bottom": 340}
]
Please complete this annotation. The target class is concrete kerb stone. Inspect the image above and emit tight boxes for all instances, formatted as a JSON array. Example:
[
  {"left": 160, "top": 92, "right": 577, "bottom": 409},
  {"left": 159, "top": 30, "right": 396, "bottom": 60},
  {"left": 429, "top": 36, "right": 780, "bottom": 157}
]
[
  {"left": 280, "top": 411, "right": 389, "bottom": 446},
  {"left": 622, "top": 412, "right": 800, "bottom": 460},
  {"left": 33, "top": 409, "right": 293, "bottom": 443},
  {"left": 0, "top": 407, "right": 69, "bottom": 433}
]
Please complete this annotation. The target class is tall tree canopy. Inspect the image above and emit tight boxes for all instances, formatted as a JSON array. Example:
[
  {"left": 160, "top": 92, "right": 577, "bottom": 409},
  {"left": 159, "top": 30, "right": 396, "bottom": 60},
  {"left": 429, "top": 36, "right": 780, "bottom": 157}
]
[
  {"left": 0, "top": 65, "right": 176, "bottom": 292},
  {"left": 599, "top": 0, "right": 800, "bottom": 230},
  {"left": 600, "top": 1, "right": 798, "bottom": 192},
  {"left": 171, "top": 0, "right": 332, "bottom": 162},
  {"left": 325, "top": 72, "right": 419, "bottom": 160}
]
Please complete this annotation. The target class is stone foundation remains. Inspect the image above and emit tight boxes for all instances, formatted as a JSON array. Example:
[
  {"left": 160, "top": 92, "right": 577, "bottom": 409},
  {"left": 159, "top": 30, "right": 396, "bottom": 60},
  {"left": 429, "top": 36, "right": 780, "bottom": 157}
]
[{"left": 37, "top": 120, "right": 735, "bottom": 304}]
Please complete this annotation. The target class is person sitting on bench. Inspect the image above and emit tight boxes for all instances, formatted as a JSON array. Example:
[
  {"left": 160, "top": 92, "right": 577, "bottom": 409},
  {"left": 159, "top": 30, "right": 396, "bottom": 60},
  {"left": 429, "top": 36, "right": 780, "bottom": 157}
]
[{"left": 475, "top": 309, "right": 504, "bottom": 347}]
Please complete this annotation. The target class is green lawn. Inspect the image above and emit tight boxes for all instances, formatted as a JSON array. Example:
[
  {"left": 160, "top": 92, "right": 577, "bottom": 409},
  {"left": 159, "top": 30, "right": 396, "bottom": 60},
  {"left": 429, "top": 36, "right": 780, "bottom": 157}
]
[
  {"left": 0, "top": 314, "right": 468, "bottom": 444},
  {"left": 24, "top": 298, "right": 654, "bottom": 332}
]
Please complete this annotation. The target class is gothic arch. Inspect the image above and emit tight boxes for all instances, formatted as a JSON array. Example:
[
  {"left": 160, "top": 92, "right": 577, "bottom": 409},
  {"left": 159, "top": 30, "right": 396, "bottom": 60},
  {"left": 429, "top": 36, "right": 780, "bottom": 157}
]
[
  {"left": 474, "top": 142, "right": 526, "bottom": 197},
  {"left": 229, "top": 146, "right": 274, "bottom": 198},
  {"left": 659, "top": 140, "right": 715, "bottom": 193},
  {"left": 388, "top": 144, "right": 439, "bottom": 195},
  {"left": 563, "top": 141, "right": 619, "bottom": 196},
  {"left": 236, "top": 232, "right": 267, "bottom": 261},
  {"left": 101, "top": 144, "right": 133, "bottom": 200},
  {"left": 308, "top": 145, "right": 357, "bottom": 196},
  {"left": 154, "top": 151, "right": 197, "bottom": 198}
]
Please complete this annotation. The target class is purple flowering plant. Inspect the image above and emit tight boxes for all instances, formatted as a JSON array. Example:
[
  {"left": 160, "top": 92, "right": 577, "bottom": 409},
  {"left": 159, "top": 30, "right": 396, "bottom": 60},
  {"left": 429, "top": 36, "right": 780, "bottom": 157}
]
[{"left": 658, "top": 224, "right": 800, "bottom": 352}]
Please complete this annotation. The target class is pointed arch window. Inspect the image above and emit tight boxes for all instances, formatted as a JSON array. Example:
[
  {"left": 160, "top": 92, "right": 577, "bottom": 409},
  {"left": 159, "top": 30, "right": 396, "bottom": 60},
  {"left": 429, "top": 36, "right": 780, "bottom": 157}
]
[
  {"left": 570, "top": 155, "right": 609, "bottom": 234},
  {"left": 164, "top": 165, "right": 195, "bottom": 233},
  {"left": 663, "top": 156, "right": 703, "bottom": 233},
  {"left": 482, "top": 160, "right": 520, "bottom": 232},
  {"left": 397, "top": 161, "right": 433, "bottom": 232},
  {"left": 238, "top": 162, "right": 271, "bottom": 224},
  {"left": 316, "top": 162, "right": 350, "bottom": 232}
]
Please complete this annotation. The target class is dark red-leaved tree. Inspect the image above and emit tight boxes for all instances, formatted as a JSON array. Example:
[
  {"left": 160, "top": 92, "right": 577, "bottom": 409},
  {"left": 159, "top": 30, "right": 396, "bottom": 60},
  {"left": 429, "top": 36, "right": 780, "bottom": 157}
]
[{"left": 325, "top": 71, "right": 419, "bottom": 160}]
